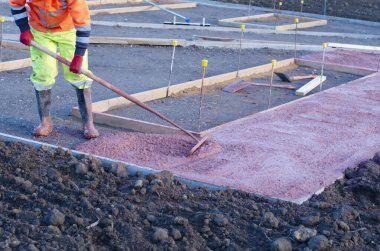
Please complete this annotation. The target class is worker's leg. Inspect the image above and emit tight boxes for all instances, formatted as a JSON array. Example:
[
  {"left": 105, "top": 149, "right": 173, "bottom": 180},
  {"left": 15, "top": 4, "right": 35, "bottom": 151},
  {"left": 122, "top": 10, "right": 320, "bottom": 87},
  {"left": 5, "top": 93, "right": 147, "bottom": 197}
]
[
  {"left": 55, "top": 29, "right": 99, "bottom": 139},
  {"left": 30, "top": 28, "right": 59, "bottom": 137},
  {"left": 74, "top": 88, "right": 99, "bottom": 139}
]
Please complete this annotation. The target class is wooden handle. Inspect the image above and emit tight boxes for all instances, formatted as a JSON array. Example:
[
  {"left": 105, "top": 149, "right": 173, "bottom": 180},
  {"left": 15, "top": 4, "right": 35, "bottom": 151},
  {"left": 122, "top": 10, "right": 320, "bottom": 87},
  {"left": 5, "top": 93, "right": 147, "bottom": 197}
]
[{"left": 30, "top": 41, "right": 200, "bottom": 142}]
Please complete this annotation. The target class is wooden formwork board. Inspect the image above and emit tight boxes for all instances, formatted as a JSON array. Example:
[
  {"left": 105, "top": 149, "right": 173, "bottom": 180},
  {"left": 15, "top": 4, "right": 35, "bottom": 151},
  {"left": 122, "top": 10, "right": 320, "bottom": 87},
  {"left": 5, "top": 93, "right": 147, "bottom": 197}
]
[
  {"left": 90, "top": 36, "right": 187, "bottom": 46},
  {"left": 87, "top": 0, "right": 143, "bottom": 6},
  {"left": 72, "top": 57, "right": 371, "bottom": 135},
  {"left": 295, "top": 59, "right": 376, "bottom": 76},
  {"left": 2, "top": 36, "right": 185, "bottom": 48},
  {"left": 218, "top": 13, "right": 327, "bottom": 31},
  {"left": 0, "top": 58, "right": 32, "bottom": 72},
  {"left": 295, "top": 75, "right": 326, "bottom": 96},
  {"left": 89, "top": 2, "right": 196, "bottom": 15}
]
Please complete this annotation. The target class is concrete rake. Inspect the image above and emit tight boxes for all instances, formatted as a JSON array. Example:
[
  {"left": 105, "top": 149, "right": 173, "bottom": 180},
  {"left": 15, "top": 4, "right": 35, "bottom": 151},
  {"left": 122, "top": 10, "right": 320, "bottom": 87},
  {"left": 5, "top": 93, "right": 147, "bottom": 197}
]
[{"left": 30, "top": 41, "right": 208, "bottom": 155}]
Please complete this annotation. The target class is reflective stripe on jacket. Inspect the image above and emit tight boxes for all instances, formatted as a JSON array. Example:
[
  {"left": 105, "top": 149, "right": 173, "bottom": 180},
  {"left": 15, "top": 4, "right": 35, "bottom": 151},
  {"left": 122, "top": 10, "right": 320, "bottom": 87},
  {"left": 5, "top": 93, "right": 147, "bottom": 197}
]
[
  {"left": 10, "top": 0, "right": 91, "bottom": 55},
  {"left": 10, "top": 0, "right": 90, "bottom": 32}
]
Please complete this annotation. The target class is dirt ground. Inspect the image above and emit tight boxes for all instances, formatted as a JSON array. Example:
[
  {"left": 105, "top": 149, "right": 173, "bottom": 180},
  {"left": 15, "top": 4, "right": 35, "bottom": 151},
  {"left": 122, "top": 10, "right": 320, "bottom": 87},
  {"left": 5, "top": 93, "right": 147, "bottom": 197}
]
[
  {"left": 107, "top": 66, "right": 361, "bottom": 131},
  {"left": 216, "top": 0, "right": 380, "bottom": 22},
  {"left": 0, "top": 140, "right": 379, "bottom": 250}
]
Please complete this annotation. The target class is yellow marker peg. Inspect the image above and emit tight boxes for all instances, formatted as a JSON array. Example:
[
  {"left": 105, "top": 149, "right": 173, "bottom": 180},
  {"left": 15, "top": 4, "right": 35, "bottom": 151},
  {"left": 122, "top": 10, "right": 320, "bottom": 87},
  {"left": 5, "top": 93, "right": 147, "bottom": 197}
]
[
  {"left": 241, "top": 24, "right": 245, "bottom": 31},
  {"left": 1, "top": 17, "right": 4, "bottom": 23},
  {"left": 271, "top": 59, "right": 277, "bottom": 67},
  {"left": 322, "top": 43, "right": 327, "bottom": 49},
  {"left": 172, "top": 40, "right": 178, "bottom": 47},
  {"left": 278, "top": 1, "right": 283, "bottom": 6},
  {"left": 202, "top": 59, "right": 208, "bottom": 68},
  {"left": 295, "top": 18, "right": 299, "bottom": 23},
  {"left": 301, "top": 0, "right": 304, "bottom": 4}
]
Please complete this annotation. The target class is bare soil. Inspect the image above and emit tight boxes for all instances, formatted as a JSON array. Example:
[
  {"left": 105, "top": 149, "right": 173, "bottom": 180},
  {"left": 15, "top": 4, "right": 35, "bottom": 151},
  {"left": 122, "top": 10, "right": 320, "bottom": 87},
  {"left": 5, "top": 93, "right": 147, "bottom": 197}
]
[
  {"left": 0, "top": 140, "right": 380, "bottom": 250},
  {"left": 218, "top": 0, "right": 380, "bottom": 22}
]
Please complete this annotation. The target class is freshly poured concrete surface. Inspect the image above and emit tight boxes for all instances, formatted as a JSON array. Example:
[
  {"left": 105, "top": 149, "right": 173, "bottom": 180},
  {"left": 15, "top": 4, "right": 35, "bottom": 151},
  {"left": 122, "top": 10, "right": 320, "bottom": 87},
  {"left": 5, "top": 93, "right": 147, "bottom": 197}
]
[
  {"left": 77, "top": 52, "right": 380, "bottom": 203},
  {"left": 299, "top": 49, "right": 380, "bottom": 71}
]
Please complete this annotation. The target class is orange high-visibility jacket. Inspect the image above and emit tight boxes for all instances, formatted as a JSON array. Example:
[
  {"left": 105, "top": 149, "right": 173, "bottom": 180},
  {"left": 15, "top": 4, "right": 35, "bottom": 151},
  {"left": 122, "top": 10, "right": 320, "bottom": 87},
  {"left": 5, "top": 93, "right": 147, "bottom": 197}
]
[{"left": 10, "top": 0, "right": 91, "bottom": 32}]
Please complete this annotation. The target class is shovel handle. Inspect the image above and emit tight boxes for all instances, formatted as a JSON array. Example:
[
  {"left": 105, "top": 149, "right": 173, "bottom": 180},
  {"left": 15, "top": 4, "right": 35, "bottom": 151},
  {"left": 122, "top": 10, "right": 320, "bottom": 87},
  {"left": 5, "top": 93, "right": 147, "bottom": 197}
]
[{"left": 30, "top": 41, "right": 200, "bottom": 143}]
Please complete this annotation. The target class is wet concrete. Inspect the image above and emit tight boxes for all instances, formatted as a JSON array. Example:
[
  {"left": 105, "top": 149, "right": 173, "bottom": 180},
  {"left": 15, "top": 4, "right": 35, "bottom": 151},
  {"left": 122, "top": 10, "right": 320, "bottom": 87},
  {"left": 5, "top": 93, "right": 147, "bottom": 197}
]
[
  {"left": 299, "top": 49, "right": 380, "bottom": 71},
  {"left": 76, "top": 51, "right": 380, "bottom": 203}
]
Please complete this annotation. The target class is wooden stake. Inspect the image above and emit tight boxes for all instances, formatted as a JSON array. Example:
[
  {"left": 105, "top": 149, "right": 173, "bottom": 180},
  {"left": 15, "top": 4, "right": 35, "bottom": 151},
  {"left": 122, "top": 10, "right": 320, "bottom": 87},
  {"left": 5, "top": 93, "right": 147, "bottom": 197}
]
[
  {"left": 198, "top": 59, "right": 208, "bottom": 131},
  {"left": 166, "top": 40, "right": 178, "bottom": 97},
  {"left": 267, "top": 59, "right": 277, "bottom": 109},
  {"left": 248, "top": 0, "right": 253, "bottom": 16},
  {"left": 236, "top": 24, "right": 245, "bottom": 78},
  {"left": 294, "top": 18, "right": 299, "bottom": 58},
  {"left": 0, "top": 17, "right": 4, "bottom": 62},
  {"left": 319, "top": 43, "right": 327, "bottom": 91}
]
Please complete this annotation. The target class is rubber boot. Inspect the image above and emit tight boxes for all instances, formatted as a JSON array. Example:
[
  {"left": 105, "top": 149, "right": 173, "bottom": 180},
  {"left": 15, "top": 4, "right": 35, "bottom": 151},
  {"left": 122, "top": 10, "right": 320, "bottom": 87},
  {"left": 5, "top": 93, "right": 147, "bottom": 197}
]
[
  {"left": 33, "top": 89, "right": 53, "bottom": 137},
  {"left": 75, "top": 87, "right": 99, "bottom": 139}
]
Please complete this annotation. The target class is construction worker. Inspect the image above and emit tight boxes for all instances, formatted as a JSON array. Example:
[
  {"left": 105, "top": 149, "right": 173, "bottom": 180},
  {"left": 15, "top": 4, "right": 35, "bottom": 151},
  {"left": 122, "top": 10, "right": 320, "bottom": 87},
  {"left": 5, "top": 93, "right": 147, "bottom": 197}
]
[{"left": 10, "top": 0, "right": 99, "bottom": 139}]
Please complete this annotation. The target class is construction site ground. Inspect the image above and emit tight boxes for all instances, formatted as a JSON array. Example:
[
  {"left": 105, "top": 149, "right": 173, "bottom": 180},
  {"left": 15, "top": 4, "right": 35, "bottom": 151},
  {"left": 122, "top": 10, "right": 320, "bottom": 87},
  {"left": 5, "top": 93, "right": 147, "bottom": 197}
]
[
  {"left": 106, "top": 65, "right": 360, "bottom": 131},
  {"left": 0, "top": 0, "right": 380, "bottom": 250}
]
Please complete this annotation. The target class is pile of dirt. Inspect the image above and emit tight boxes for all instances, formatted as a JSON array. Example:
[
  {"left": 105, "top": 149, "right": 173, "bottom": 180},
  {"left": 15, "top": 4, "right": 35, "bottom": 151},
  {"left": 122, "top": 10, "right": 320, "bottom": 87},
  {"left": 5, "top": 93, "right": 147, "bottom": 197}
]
[{"left": 0, "top": 140, "right": 379, "bottom": 250}]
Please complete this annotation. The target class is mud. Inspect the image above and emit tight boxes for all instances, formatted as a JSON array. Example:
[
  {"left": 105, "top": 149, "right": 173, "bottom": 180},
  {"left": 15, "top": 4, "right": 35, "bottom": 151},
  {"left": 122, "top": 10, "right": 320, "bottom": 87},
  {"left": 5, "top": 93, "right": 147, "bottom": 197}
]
[
  {"left": 105, "top": 65, "right": 360, "bottom": 131},
  {"left": 1, "top": 140, "right": 380, "bottom": 250}
]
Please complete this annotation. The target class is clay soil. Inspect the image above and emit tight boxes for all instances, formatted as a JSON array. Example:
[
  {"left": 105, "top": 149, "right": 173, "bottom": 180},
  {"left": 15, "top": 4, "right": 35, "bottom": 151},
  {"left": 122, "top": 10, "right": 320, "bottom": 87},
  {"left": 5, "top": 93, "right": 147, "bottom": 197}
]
[
  {"left": 0, "top": 140, "right": 380, "bottom": 250},
  {"left": 107, "top": 66, "right": 360, "bottom": 131}
]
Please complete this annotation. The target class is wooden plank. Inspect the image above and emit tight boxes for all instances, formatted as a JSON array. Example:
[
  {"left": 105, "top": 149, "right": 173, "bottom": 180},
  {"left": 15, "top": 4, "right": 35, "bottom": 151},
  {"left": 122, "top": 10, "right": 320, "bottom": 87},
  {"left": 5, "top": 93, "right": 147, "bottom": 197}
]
[
  {"left": 327, "top": 43, "right": 380, "bottom": 52},
  {"left": 295, "top": 75, "right": 326, "bottom": 96},
  {"left": 89, "top": 58, "right": 296, "bottom": 113},
  {"left": 193, "top": 35, "right": 235, "bottom": 42},
  {"left": 220, "top": 13, "right": 274, "bottom": 23},
  {"left": 295, "top": 58, "right": 376, "bottom": 76},
  {"left": 276, "top": 19, "right": 327, "bottom": 31},
  {"left": 223, "top": 80, "right": 296, "bottom": 93},
  {"left": 217, "top": 20, "right": 274, "bottom": 29},
  {"left": 223, "top": 80, "right": 250, "bottom": 93},
  {"left": 90, "top": 36, "right": 187, "bottom": 46},
  {"left": 87, "top": 0, "right": 143, "bottom": 6},
  {"left": 90, "top": 2, "right": 196, "bottom": 15},
  {"left": 72, "top": 108, "right": 200, "bottom": 136},
  {"left": 0, "top": 58, "right": 32, "bottom": 72},
  {"left": 248, "top": 82, "right": 296, "bottom": 90},
  {"left": 218, "top": 13, "right": 327, "bottom": 31}
]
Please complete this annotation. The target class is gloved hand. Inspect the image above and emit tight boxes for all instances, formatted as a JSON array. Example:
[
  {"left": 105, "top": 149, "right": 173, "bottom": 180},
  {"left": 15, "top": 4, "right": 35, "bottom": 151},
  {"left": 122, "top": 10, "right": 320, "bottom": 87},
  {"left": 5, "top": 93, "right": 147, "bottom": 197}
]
[
  {"left": 69, "top": 55, "right": 83, "bottom": 74},
  {"left": 20, "top": 29, "right": 34, "bottom": 46}
]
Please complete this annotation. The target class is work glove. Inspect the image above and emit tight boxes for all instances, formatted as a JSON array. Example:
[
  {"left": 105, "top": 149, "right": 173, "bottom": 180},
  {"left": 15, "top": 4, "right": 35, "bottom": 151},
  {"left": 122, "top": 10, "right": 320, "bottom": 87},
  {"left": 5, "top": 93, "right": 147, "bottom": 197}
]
[
  {"left": 70, "top": 55, "right": 83, "bottom": 74},
  {"left": 20, "top": 29, "right": 34, "bottom": 46}
]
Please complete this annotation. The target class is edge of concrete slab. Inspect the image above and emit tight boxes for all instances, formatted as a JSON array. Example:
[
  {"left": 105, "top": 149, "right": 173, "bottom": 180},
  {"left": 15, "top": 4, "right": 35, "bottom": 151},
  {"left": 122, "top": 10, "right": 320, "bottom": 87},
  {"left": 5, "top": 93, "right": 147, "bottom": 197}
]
[{"left": 0, "top": 132, "right": 311, "bottom": 204}]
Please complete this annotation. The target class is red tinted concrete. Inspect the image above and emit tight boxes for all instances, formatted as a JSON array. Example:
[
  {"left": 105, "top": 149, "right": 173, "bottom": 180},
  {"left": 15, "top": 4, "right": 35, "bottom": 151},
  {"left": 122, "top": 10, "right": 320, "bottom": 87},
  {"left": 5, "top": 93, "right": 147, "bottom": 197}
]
[
  {"left": 77, "top": 52, "right": 380, "bottom": 203},
  {"left": 299, "top": 49, "right": 380, "bottom": 72}
]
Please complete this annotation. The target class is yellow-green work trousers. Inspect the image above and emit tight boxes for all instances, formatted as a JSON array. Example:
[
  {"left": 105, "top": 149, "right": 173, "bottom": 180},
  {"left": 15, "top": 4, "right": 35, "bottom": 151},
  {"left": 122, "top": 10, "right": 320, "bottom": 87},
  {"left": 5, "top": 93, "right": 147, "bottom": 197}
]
[{"left": 30, "top": 27, "right": 92, "bottom": 90}]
